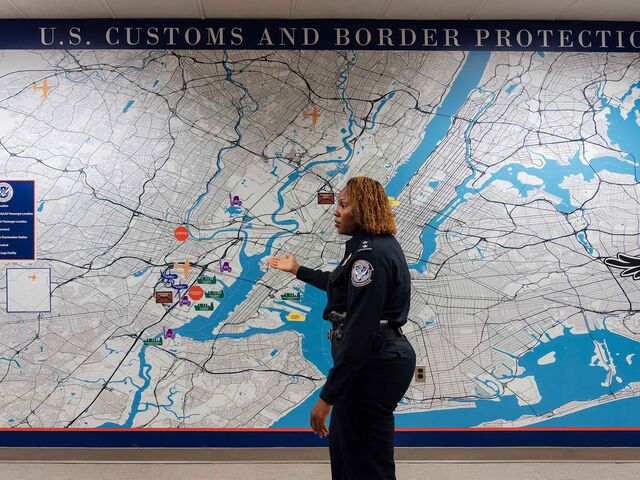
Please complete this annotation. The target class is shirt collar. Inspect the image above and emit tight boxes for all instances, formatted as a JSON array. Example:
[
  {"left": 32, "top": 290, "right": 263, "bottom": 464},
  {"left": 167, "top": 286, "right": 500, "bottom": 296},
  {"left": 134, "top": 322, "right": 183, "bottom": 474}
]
[{"left": 346, "top": 229, "right": 369, "bottom": 251}]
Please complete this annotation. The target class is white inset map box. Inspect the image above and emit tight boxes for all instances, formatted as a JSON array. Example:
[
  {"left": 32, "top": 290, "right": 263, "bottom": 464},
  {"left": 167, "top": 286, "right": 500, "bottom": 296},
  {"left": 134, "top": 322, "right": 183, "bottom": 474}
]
[{"left": 6, "top": 268, "right": 51, "bottom": 312}]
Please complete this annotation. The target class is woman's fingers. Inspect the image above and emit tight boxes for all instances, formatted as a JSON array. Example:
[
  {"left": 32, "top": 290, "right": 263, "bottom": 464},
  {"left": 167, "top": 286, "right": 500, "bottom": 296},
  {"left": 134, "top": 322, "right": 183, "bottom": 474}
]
[
  {"left": 266, "top": 255, "right": 293, "bottom": 272},
  {"left": 311, "top": 415, "right": 321, "bottom": 436},
  {"left": 310, "top": 412, "right": 329, "bottom": 438},
  {"left": 315, "top": 419, "right": 328, "bottom": 437},
  {"left": 267, "top": 254, "right": 299, "bottom": 274},
  {"left": 268, "top": 260, "right": 288, "bottom": 272}
]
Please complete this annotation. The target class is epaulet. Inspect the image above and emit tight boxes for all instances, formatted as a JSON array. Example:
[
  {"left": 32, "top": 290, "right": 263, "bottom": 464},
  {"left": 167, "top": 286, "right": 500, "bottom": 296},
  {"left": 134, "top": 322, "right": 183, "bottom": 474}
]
[{"left": 357, "top": 239, "right": 373, "bottom": 252}]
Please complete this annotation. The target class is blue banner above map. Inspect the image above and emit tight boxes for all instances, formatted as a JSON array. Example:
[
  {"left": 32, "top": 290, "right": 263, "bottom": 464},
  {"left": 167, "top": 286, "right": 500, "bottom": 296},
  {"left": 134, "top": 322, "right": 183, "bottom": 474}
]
[{"left": 0, "top": 19, "right": 639, "bottom": 51}]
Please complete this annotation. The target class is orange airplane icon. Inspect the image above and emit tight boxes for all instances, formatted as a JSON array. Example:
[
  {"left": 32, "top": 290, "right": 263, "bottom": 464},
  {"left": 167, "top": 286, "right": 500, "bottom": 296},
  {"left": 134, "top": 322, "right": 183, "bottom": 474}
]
[
  {"left": 33, "top": 79, "right": 50, "bottom": 98},
  {"left": 173, "top": 260, "right": 192, "bottom": 278},
  {"left": 302, "top": 105, "right": 321, "bottom": 127}
]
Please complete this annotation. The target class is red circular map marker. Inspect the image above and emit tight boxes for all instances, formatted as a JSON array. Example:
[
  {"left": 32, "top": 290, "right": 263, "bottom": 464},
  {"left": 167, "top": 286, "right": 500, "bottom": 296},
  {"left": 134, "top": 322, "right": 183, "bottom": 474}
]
[
  {"left": 188, "top": 285, "right": 204, "bottom": 301},
  {"left": 174, "top": 225, "right": 189, "bottom": 241}
]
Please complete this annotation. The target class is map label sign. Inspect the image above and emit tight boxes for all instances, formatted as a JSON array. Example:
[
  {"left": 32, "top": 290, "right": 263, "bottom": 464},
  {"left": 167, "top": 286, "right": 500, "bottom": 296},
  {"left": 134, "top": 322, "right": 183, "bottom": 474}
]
[{"left": 0, "top": 180, "right": 35, "bottom": 261}]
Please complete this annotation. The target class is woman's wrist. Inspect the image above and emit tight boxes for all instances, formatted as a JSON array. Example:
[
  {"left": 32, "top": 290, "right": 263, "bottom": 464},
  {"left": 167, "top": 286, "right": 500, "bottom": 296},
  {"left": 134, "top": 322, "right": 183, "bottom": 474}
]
[{"left": 292, "top": 264, "right": 300, "bottom": 275}]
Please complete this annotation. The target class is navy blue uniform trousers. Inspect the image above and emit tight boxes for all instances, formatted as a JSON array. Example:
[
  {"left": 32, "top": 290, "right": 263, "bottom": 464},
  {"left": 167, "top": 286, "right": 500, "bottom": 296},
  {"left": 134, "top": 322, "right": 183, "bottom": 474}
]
[{"left": 328, "top": 333, "right": 416, "bottom": 479}]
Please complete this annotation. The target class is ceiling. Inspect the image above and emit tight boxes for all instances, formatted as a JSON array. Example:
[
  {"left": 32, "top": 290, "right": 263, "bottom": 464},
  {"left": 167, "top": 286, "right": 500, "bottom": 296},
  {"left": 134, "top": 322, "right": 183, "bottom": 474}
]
[{"left": 0, "top": 0, "right": 638, "bottom": 21}]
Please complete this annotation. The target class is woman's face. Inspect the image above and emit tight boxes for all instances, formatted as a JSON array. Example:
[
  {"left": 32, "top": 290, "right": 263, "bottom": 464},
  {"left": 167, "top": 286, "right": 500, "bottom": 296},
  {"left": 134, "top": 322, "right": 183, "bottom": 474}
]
[{"left": 334, "top": 188, "right": 359, "bottom": 236}]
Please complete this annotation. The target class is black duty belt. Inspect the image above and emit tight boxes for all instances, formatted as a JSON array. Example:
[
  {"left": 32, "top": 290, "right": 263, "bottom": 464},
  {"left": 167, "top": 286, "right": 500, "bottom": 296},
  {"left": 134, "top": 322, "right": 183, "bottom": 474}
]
[
  {"left": 327, "top": 317, "right": 403, "bottom": 342},
  {"left": 379, "top": 320, "right": 403, "bottom": 335}
]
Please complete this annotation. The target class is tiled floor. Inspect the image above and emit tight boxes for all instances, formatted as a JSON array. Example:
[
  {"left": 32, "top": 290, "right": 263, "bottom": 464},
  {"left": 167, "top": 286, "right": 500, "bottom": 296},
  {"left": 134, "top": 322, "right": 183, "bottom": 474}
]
[
  {"left": 2, "top": 449, "right": 639, "bottom": 479},
  {"left": 2, "top": 462, "right": 640, "bottom": 480}
]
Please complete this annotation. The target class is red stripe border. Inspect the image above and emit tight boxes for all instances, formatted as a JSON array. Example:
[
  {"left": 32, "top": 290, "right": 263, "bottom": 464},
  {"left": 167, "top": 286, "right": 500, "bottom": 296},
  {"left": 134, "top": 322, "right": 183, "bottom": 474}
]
[{"left": 1, "top": 427, "right": 640, "bottom": 432}]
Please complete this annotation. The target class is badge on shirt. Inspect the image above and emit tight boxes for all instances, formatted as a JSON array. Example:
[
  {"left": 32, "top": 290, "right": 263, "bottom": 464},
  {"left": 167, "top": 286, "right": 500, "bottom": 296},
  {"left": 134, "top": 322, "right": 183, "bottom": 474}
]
[
  {"left": 357, "top": 240, "right": 372, "bottom": 252},
  {"left": 351, "top": 259, "right": 373, "bottom": 287}
]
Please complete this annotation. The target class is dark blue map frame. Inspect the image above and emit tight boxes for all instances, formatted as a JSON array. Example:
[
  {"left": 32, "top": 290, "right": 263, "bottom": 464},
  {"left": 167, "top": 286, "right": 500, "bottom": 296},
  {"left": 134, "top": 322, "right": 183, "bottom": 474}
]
[{"left": 1, "top": 18, "right": 639, "bottom": 448}]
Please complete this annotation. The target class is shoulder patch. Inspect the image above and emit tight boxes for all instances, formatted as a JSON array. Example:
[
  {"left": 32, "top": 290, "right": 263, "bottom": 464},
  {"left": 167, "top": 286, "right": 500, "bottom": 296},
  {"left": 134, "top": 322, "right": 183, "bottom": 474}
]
[
  {"left": 351, "top": 259, "right": 373, "bottom": 287},
  {"left": 357, "top": 239, "right": 372, "bottom": 252}
]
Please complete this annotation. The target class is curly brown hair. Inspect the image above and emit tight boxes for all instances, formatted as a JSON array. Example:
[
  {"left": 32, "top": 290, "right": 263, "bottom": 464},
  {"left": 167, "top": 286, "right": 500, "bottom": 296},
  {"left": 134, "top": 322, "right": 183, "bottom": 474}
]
[{"left": 346, "top": 176, "right": 397, "bottom": 235}]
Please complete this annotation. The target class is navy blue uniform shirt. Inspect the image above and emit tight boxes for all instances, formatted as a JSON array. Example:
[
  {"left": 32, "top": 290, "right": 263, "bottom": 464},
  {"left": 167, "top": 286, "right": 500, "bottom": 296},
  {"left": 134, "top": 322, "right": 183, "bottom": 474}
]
[{"left": 296, "top": 229, "right": 411, "bottom": 404}]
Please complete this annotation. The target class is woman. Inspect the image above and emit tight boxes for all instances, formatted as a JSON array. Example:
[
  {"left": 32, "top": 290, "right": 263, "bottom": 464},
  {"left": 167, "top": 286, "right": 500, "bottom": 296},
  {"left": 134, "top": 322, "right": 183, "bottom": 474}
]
[{"left": 267, "top": 176, "right": 416, "bottom": 479}]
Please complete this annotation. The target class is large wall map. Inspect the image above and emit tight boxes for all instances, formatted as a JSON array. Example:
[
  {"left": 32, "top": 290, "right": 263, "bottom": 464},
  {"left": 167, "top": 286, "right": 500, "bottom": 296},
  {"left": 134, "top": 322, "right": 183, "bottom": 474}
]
[{"left": 0, "top": 47, "right": 639, "bottom": 431}]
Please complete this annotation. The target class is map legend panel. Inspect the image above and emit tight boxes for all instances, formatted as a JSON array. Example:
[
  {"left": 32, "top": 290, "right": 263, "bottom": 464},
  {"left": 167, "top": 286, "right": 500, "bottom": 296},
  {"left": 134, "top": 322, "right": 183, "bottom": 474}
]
[{"left": 0, "top": 179, "right": 35, "bottom": 261}]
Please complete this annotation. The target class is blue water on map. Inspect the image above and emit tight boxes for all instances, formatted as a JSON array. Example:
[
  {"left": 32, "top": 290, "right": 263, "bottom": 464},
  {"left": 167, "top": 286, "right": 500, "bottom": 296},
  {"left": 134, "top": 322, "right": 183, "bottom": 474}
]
[
  {"left": 390, "top": 61, "right": 640, "bottom": 275},
  {"left": 576, "top": 232, "right": 595, "bottom": 255},
  {"left": 0, "top": 357, "right": 20, "bottom": 368},
  {"left": 173, "top": 53, "right": 354, "bottom": 345},
  {"left": 603, "top": 83, "right": 640, "bottom": 181},
  {"left": 116, "top": 49, "right": 640, "bottom": 428},
  {"left": 166, "top": 52, "right": 400, "bottom": 429},
  {"left": 386, "top": 52, "right": 491, "bottom": 197},
  {"left": 276, "top": 52, "right": 495, "bottom": 426},
  {"left": 281, "top": 49, "right": 640, "bottom": 427},
  {"left": 133, "top": 267, "right": 148, "bottom": 277},
  {"left": 100, "top": 346, "right": 151, "bottom": 428},
  {"left": 392, "top": 325, "right": 640, "bottom": 427},
  {"left": 224, "top": 205, "right": 246, "bottom": 217},
  {"left": 384, "top": 57, "right": 640, "bottom": 426},
  {"left": 175, "top": 52, "right": 376, "bottom": 349},
  {"left": 275, "top": 319, "right": 640, "bottom": 428},
  {"left": 535, "top": 395, "right": 640, "bottom": 427},
  {"left": 122, "top": 100, "right": 135, "bottom": 113}
]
